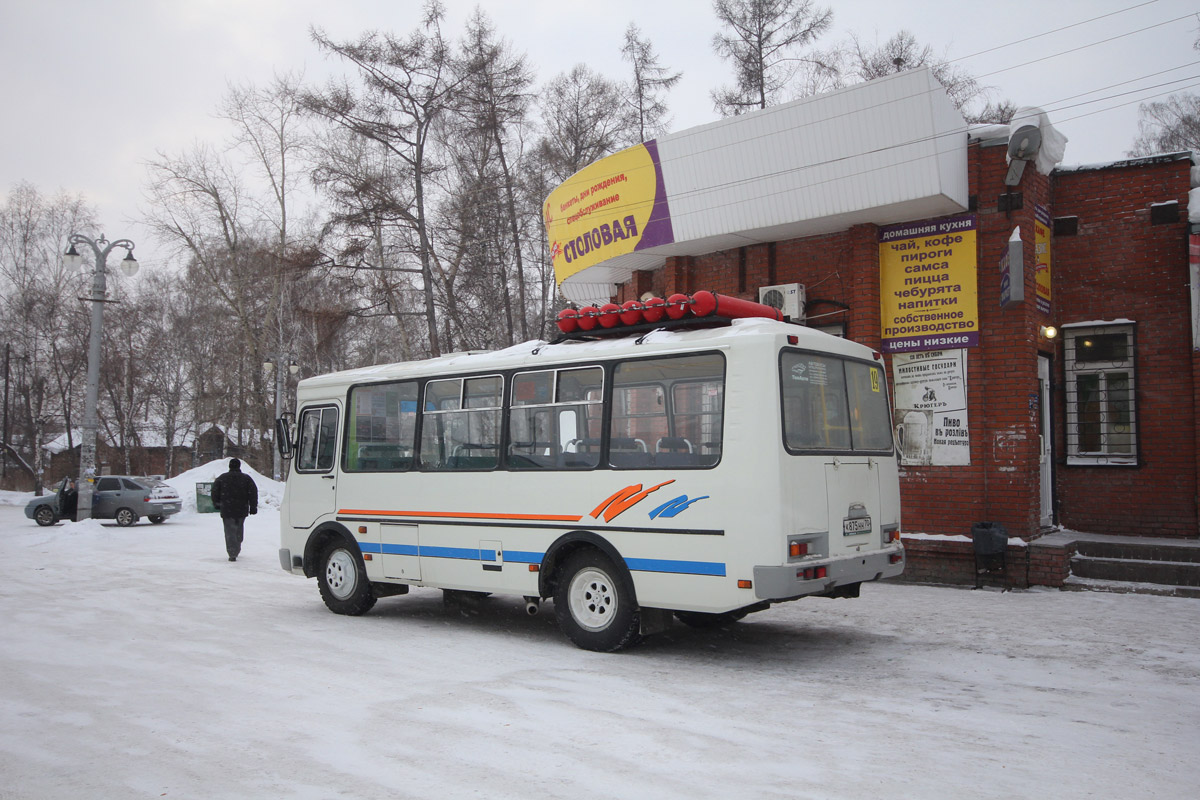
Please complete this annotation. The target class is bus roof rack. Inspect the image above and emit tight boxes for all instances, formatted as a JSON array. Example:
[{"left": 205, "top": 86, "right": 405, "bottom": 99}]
[{"left": 554, "top": 290, "right": 789, "bottom": 342}]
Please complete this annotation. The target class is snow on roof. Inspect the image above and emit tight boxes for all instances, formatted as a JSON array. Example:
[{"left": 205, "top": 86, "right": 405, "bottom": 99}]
[
  {"left": 297, "top": 317, "right": 863, "bottom": 393},
  {"left": 1054, "top": 150, "right": 1194, "bottom": 174}
]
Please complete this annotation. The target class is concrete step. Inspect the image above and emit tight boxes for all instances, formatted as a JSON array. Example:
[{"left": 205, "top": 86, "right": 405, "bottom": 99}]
[
  {"left": 1063, "top": 576, "right": 1200, "bottom": 598},
  {"left": 1074, "top": 539, "right": 1200, "bottom": 563},
  {"left": 1070, "top": 553, "right": 1200, "bottom": 586}
]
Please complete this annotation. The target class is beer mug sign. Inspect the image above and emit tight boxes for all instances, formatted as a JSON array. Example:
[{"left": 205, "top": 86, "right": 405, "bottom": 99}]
[{"left": 896, "top": 410, "right": 934, "bottom": 465}]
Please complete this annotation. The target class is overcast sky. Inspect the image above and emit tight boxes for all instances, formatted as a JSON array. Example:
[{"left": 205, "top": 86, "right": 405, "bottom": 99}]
[{"left": 1, "top": 0, "right": 1195, "bottom": 269}]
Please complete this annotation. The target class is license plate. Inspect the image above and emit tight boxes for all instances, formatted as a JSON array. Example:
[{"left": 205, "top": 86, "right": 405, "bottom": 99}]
[
  {"left": 843, "top": 517, "right": 872, "bottom": 536},
  {"left": 162, "top": 505, "right": 179, "bottom": 512}
]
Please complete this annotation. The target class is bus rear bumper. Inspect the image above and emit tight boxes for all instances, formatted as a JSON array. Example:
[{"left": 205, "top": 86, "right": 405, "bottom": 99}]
[{"left": 752, "top": 547, "right": 904, "bottom": 601}]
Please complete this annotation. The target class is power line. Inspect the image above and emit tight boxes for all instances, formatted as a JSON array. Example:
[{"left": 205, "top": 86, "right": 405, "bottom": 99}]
[
  {"left": 951, "top": 0, "right": 1165, "bottom": 63},
  {"left": 975, "top": 13, "right": 1197, "bottom": 81}
]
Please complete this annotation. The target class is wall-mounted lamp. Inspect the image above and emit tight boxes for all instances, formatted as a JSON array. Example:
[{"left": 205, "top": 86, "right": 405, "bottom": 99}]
[{"left": 1040, "top": 325, "right": 1058, "bottom": 340}]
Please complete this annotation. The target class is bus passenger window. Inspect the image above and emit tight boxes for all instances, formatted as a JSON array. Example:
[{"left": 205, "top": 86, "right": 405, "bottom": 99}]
[
  {"left": 345, "top": 382, "right": 417, "bottom": 471},
  {"left": 508, "top": 367, "right": 603, "bottom": 470},
  {"left": 420, "top": 376, "right": 501, "bottom": 470},
  {"left": 610, "top": 353, "right": 724, "bottom": 469}
]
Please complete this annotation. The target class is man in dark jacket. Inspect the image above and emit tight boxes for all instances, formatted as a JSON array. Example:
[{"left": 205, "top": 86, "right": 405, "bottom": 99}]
[{"left": 211, "top": 458, "right": 258, "bottom": 562}]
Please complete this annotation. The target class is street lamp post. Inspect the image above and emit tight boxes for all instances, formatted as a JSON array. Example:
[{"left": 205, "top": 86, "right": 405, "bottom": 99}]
[
  {"left": 263, "top": 355, "right": 298, "bottom": 481},
  {"left": 65, "top": 234, "right": 139, "bottom": 521}
]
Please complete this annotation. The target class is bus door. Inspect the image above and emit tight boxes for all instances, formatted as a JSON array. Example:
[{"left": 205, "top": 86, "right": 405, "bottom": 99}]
[{"left": 290, "top": 404, "right": 341, "bottom": 530}]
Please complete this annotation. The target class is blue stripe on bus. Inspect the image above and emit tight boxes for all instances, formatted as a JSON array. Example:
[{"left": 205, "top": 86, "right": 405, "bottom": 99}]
[
  {"left": 502, "top": 550, "right": 543, "bottom": 564},
  {"left": 358, "top": 543, "right": 724, "bottom": 577},
  {"left": 625, "top": 557, "right": 727, "bottom": 577}
]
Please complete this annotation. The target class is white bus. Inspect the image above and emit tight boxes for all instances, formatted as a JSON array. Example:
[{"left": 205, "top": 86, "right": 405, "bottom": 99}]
[{"left": 276, "top": 314, "right": 904, "bottom": 651}]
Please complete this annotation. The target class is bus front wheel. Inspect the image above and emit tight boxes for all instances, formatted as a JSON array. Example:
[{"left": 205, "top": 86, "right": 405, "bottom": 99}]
[
  {"left": 554, "top": 549, "right": 641, "bottom": 652},
  {"left": 317, "top": 544, "right": 377, "bottom": 616}
]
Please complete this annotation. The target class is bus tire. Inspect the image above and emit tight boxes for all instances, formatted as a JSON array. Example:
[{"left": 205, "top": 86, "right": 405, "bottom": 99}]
[
  {"left": 674, "top": 609, "right": 749, "bottom": 629},
  {"left": 554, "top": 549, "right": 641, "bottom": 652},
  {"left": 317, "top": 543, "right": 377, "bottom": 616}
]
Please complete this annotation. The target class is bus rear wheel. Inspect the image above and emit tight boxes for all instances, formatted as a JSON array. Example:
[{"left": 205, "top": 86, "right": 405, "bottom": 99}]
[
  {"left": 554, "top": 549, "right": 641, "bottom": 652},
  {"left": 317, "top": 543, "right": 377, "bottom": 616}
]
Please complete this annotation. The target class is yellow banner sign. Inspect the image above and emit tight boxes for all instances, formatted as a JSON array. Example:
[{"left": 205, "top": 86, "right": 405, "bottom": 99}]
[
  {"left": 1035, "top": 204, "right": 1052, "bottom": 313},
  {"left": 879, "top": 216, "right": 979, "bottom": 353},
  {"left": 545, "top": 141, "right": 674, "bottom": 285}
]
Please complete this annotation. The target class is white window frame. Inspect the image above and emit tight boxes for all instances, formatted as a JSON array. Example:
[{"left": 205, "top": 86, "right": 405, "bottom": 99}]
[{"left": 1063, "top": 322, "right": 1137, "bottom": 466}]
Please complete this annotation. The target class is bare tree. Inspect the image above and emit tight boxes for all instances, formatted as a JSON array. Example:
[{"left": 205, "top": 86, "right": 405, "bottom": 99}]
[
  {"left": 536, "top": 64, "right": 634, "bottom": 183},
  {"left": 621, "top": 23, "right": 682, "bottom": 142},
  {"left": 710, "top": 0, "right": 834, "bottom": 115},
  {"left": 0, "top": 183, "right": 95, "bottom": 490},
  {"left": 304, "top": 2, "right": 460, "bottom": 357},
  {"left": 1129, "top": 93, "right": 1200, "bottom": 155},
  {"left": 839, "top": 30, "right": 990, "bottom": 112},
  {"left": 965, "top": 100, "right": 1018, "bottom": 125},
  {"left": 450, "top": 8, "right": 536, "bottom": 343}
]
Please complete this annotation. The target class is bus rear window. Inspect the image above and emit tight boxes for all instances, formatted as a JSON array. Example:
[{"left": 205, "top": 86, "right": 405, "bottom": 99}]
[{"left": 781, "top": 352, "right": 892, "bottom": 453}]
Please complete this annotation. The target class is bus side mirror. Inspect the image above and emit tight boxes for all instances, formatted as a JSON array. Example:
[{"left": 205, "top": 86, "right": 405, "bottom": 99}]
[{"left": 276, "top": 413, "right": 295, "bottom": 460}]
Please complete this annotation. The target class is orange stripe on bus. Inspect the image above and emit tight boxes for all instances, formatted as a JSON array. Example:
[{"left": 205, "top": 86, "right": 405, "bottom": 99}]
[{"left": 339, "top": 509, "right": 583, "bottom": 522}]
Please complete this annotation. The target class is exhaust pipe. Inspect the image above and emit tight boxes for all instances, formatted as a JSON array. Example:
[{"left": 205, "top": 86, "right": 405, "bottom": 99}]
[{"left": 524, "top": 596, "right": 540, "bottom": 616}]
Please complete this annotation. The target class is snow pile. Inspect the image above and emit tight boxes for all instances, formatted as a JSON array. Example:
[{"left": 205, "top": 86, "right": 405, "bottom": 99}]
[
  {"left": 0, "top": 489, "right": 34, "bottom": 507},
  {"left": 164, "top": 459, "right": 284, "bottom": 514}
]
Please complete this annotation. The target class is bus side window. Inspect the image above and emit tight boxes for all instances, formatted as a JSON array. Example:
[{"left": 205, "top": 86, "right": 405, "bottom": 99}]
[
  {"left": 346, "top": 381, "right": 417, "bottom": 471},
  {"left": 421, "top": 376, "right": 501, "bottom": 471},
  {"left": 609, "top": 354, "right": 724, "bottom": 469},
  {"left": 508, "top": 367, "right": 602, "bottom": 470}
]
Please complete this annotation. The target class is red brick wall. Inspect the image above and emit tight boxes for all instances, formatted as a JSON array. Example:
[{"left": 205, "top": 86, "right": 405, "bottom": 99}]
[
  {"left": 1051, "top": 157, "right": 1197, "bottom": 536},
  {"left": 609, "top": 143, "right": 1197, "bottom": 544}
]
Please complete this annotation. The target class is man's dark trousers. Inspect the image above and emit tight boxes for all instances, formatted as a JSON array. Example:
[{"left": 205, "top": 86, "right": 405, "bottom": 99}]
[{"left": 224, "top": 516, "right": 246, "bottom": 560}]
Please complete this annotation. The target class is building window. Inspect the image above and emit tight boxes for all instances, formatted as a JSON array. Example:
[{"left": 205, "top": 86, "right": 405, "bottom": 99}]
[{"left": 1064, "top": 323, "right": 1137, "bottom": 465}]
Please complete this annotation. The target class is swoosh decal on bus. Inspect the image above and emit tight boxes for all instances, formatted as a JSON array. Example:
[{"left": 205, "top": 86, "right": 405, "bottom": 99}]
[{"left": 338, "top": 508, "right": 584, "bottom": 523}]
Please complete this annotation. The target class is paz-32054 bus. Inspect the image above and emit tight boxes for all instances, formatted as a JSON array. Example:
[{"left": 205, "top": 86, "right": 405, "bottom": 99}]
[{"left": 275, "top": 298, "right": 903, "bottom": 651}]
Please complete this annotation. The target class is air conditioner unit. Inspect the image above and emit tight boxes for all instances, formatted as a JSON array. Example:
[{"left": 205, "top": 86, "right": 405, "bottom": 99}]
[{"left": 758, "top": 283, "right": 805, "bottom": 322}]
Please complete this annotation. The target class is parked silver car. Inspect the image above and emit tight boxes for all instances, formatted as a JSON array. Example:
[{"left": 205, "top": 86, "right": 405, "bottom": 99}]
[{"left": 25, "top": 475, "right": 182, "bottom": 526}]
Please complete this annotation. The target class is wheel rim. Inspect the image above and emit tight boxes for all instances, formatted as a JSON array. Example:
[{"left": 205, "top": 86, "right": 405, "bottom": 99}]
[
  {"left": 117, "top": 509, "right": 133, "bottom": 526},
  {"left": 36, "top": 507, "right": 54, "bottom": 525},
  {"left": 567, "top": 567, "right": 617, "bottom": 632},
  {"left": 325, "top": 549, "right": 358, "bottom": 601}
]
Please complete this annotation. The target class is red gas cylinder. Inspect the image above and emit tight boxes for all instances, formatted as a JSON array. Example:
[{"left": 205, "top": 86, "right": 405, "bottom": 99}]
[
  {"left": 576, "top": 305, "right": 600, "bottom": 331},
  {"left": 642, "top": 296, "right": 667, "bottom": 323},
  {"left": 597, "top": 302, "right": 622, "bottom": 328},
  {"left": 556, "top": 308, "right": 579, "bottom": 333},
  {"left": 665, "top": 293, "right": 692, "bottom": 320},
  {"left": 690, "top": 290, "right": 784, "bottom": 321},
  {"left": 619, "top": 300, "right": 644, "bottom": 326}
]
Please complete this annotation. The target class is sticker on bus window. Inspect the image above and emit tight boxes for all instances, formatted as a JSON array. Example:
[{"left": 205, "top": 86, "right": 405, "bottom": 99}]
[{"left": 870, "top": 370, "right": 881, "bottom": 393}]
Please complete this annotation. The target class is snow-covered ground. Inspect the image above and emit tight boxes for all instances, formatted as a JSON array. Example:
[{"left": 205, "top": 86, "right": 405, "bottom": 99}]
[{"left": 1, "top": 485, "right": 1198, "bottom": 799}]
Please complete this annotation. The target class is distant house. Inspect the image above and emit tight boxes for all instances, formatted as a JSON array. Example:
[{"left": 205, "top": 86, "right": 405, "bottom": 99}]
[{"left": 39, "top": 423, "right": 265, "bottom": 486}]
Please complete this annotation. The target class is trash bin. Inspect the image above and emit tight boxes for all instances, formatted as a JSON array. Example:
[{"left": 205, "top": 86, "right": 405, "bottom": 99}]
[
  {"left": 972, "top": 521, "right": 1008, "bottom": 586},
  {"left": 196, "top": 482, "right": 216, "bottom": 513},
  {"left": 971, "top": 521, "right": 1008, "bottom": 555}
]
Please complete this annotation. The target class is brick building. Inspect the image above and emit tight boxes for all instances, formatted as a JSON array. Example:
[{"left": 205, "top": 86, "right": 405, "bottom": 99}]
[{"left": 545, "top": 68, "right": 1198, "bottom": 588}]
